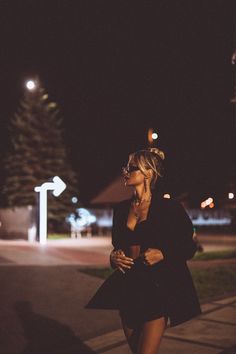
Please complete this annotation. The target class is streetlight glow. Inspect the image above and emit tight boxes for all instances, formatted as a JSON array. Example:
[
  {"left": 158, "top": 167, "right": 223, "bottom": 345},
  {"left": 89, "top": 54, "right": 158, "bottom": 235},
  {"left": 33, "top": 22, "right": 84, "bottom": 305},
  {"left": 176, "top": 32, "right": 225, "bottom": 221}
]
[
  {"left": 152, "top": 132, "right": 158, "bottom": 140},
  {"left": 26, "top": 80, "right": 36, "bottom": 90},
  {"left": 71, "top": 197, "right": 78, "bottom": 204}
]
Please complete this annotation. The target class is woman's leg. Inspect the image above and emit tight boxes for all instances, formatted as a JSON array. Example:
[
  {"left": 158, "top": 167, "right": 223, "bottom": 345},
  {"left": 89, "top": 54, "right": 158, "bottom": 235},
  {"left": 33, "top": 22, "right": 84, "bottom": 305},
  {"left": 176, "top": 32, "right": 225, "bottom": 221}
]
[
  {"left": 120, "top": 315, "right": 142, "bottom": 354},
  {"left": 136, "top": 316, "right": 167, "bottom": 354}
]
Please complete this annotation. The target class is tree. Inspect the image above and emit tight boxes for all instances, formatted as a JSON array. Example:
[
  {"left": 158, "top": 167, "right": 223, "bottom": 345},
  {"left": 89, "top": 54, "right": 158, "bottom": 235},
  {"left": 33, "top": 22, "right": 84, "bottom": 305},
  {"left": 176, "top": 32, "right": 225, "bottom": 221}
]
[{"left": 2, "top": 77, "right": 79, "bottom": 228}]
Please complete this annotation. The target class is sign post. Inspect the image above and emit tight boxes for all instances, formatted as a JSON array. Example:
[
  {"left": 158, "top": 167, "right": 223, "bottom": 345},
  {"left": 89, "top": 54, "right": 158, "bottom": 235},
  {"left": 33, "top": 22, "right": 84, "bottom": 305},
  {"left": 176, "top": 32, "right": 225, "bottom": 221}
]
[{"left": 34, "top": 176, "right": 66, "bottom": 244}]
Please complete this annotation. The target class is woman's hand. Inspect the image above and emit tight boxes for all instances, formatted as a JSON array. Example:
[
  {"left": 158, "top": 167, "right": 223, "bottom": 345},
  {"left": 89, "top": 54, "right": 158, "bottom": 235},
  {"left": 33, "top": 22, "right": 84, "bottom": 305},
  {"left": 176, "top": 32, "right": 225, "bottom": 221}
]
[
  {"left": 141, "top": 248, "right": 164, "bottom": 266},
  {"left": 110, "top": 249, "right": 134, "bottom": 273}
]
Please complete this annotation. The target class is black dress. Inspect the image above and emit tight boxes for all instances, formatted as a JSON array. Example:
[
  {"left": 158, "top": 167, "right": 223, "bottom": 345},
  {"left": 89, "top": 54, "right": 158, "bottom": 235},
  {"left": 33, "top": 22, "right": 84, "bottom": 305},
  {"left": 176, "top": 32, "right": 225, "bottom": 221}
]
[
  {"left": 118, "top": 221, "right": 168, "bottom": 328},
  {"left": 85, "top": 185, "right": 202, "bottom": 328}
]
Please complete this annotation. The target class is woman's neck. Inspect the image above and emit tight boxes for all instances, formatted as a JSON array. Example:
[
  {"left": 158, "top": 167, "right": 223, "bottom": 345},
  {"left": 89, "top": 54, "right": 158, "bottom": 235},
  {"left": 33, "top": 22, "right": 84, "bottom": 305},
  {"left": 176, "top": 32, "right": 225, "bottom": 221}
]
[{"left": 134, "top": 184, "right": 152, "bottom": 204}]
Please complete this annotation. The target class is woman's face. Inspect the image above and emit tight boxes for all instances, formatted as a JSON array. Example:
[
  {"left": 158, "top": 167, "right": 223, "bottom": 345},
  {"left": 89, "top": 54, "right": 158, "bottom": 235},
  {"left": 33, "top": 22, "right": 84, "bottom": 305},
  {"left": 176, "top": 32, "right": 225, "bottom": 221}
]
[{"left": 122, "top": 157, "right": 146, "bottom": 187}]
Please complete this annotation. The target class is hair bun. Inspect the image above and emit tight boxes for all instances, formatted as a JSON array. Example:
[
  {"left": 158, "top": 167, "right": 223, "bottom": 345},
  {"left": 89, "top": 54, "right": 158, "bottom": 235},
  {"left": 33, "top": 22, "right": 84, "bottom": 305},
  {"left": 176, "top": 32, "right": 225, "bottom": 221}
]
[{"left": 148, "top": 147, "right": 165, "bottom": 160}]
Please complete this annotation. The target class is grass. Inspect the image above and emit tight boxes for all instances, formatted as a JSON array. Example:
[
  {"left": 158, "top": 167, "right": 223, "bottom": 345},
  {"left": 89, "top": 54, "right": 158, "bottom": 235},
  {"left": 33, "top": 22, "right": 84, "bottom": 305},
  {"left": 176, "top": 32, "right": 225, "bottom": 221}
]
[
  {"left": 190, "top": 266, "right": 236, "bottom": 302},
  {"left": 193, "top": 249, "right": 236, "bottom": 261},
  {"left": 48, "top": 234, "right": 70, "bottom": 239}
]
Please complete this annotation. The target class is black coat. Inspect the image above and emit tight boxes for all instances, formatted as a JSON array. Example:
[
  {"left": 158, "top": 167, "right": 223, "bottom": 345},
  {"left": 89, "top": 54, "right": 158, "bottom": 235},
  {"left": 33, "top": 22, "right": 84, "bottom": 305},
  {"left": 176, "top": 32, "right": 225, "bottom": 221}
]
[{"left": 85, "top": 185, "right": 202, "bottom": 327}]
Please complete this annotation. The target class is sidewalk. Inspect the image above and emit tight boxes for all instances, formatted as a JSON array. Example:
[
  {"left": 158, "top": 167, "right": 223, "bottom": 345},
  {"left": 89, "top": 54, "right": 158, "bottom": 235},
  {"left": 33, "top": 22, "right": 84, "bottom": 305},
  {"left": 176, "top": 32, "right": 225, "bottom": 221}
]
[
  {"left": 84, "top": 294, "right": 236, "bottom": 354},
  {"left": 0, "top": 237, "right": 236, "bottom": 353},
  {"left": 0, "top": 237, "right": 113, "bottom": 266},
  {"left": 0, "top": 234, "right": 236, "bottom": 267}
]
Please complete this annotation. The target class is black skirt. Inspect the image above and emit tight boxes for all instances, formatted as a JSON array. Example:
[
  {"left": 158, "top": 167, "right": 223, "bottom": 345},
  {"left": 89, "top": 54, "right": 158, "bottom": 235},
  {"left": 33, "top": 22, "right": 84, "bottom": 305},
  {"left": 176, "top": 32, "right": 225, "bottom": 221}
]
[{"left": 85, "top": 257, "right": 168, "bottom": 326}]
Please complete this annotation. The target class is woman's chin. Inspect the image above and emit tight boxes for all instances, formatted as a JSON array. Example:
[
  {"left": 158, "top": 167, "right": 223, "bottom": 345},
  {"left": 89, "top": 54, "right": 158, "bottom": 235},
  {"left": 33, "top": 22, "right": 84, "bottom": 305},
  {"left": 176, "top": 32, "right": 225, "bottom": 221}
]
[{"left": 124, "top": 180, "right": 133, "bottom": 187}]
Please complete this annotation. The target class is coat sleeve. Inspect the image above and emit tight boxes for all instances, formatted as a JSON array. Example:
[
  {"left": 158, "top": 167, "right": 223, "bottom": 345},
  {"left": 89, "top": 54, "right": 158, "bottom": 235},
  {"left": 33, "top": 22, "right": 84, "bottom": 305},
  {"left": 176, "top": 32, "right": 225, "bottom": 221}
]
[
  {"left": 109, "top": 204, "right": 123, "bottom": 268},
  {"left": 160, "top": 201, "right": 197, "bottom": 264},
  {"left": 111, "top": 204, "right": 122, "bottom": 250}
]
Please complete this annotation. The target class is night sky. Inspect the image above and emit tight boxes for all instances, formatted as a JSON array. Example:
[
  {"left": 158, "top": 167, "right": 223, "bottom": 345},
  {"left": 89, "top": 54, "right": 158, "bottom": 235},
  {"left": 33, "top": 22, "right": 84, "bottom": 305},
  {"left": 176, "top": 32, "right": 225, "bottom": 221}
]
[{"left": 0, "top": 1, "right": 235, "bottom": 204}]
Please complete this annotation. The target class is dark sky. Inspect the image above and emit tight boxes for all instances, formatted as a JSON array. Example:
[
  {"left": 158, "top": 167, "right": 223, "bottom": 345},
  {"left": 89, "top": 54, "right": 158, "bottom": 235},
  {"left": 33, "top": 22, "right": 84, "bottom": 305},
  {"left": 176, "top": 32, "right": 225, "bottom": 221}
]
[{"left": 0, "top": 1, "right": 235, "bottom": 203}]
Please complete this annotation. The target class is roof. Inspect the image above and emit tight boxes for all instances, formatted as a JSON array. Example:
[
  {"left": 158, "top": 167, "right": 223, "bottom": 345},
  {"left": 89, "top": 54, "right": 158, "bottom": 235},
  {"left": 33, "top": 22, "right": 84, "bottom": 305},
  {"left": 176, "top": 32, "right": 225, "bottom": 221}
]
[
  {"left": 90, "top": 176, "right": 133, "bottom": 205},
  {"left": 89, "top": 176, "right": 190, "bottom": 206}
]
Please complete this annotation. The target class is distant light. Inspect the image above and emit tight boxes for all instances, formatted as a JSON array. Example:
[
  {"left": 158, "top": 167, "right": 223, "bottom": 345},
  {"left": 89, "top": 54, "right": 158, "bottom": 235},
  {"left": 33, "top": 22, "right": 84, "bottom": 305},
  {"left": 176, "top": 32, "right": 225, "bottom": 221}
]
[
  {"left": 71, "top": 197, "right": 78, "bottom": 204},
  {"left": 228, "top": 192, "right": 234, "bottom": 199},
  {"left": 152, "top": 132, "right": 158, "bottom": 140},
  {"left": 206, "top": 197, "right": 213, "bottom": 204},
  {"left": 209, "top": 202, "right": 214, "bottom": 208},
  {"left": 201, "top": 197, "right": 214, "bottom": 208},
  {"left": 48, "top": 102, "right": 57, "bottom": 108},
  {"left": 66, "top": 208, "right": 96, "bottom": 231},
  {"left": 26, "top": 80, "right": 36, "bottom": 90},
  {"left": 163, "top": 193, "right": 171, "bottom": 199},
  {"left": 201, "top": 201, "right": 206, "bottom": 209}
]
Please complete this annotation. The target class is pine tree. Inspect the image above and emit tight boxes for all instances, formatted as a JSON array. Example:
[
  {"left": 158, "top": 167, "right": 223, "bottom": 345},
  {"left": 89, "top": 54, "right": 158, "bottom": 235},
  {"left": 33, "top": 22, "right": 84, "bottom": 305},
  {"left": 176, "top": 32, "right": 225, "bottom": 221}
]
[{"left": 2, "top": 77, "right": 79, "bottom": 227}]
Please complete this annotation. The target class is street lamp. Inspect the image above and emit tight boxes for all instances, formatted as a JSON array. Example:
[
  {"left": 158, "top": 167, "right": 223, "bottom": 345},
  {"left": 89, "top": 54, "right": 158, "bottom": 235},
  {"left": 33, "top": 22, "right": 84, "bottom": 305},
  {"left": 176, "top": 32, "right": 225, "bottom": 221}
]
[
  {"left": 26, "top": 80, "right": 36, "bottom": 91},
  {"left": 152, "top": 132, "right": 158, "bottom": 140},
  {"left": 147, "top": 128, "right": 158, "bottom": 146}
]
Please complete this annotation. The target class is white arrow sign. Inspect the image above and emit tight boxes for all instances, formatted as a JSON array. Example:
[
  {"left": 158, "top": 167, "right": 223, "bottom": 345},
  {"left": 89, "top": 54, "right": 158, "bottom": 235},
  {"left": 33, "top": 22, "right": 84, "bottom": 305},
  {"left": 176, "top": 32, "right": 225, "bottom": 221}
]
[{"left": 34, "top": 176, "right": 67, "bottom": 245}]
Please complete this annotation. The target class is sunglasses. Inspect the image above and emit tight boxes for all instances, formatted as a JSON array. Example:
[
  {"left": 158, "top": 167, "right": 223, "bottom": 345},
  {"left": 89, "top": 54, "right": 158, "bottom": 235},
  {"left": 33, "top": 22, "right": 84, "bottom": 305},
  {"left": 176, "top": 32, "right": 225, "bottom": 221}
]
[{"left": 122, "top": 165, "right": 140, "bottom": 174}]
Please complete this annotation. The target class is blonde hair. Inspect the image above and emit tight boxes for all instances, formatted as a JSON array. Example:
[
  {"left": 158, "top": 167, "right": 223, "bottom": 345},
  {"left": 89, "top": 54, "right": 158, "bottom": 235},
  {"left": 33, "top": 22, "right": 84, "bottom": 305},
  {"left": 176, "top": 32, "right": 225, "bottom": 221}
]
[{"left": 129, "top": 147, "right": 165, "bottom": 189}]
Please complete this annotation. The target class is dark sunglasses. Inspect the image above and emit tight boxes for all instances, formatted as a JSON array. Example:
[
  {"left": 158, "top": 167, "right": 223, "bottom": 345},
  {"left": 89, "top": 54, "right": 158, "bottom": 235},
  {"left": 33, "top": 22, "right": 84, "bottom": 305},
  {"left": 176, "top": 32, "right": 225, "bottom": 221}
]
[{"left": 122, "top": 165, "right": 140, "bottom": 174}]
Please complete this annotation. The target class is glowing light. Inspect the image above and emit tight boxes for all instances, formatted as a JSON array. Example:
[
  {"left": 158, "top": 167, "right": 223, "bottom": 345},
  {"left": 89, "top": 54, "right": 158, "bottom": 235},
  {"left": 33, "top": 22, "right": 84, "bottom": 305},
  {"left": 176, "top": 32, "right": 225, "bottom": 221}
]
[
  {"left": 34, "top": 176, "right": 66, "bottom": 244},
  {"left": 71, "top": 197, "right": 78, "bottom": 204},
  {"left": 201, "top": 197, "right": 214, "bottom": 208},
  {"left": 76, "top": 208, "right": 96, "bottom": 226},
  {"left": 48, "top": 102, "right": 57, "bottom": 108},
  {"left": 206, "top": 197, "right": 213, "bottom": 204},
  {"left": 209, "top": 202, "right": 214, "bottom": 208},
  {"left": 148, "top": 128, "right": 154, "bottom": 144},
  {"left": 152, "top": 132, "right": 158, "bottom": 140},
  {"left": 26, "top": 80, "right": 36, "bottom": 90},
  {"left": 189, "top": 209, "right": 232, "bottom": 225},
  {"left": 66, "top": 208, "right": 96, "bottom": 237},
  {"left": 228, "top": 192, "right": 234, "bottom": 199},
  {"left": 163, "top": 193, "right": 171, "bottom": 199},
  {"left": 201, "top": 202, "right": 206, "bottom": 209}
]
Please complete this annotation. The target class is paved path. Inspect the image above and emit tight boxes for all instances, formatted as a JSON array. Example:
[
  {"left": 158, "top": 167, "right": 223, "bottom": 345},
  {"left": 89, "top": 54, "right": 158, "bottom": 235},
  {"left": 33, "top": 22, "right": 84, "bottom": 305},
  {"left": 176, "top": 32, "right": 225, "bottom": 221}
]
[
  {"left": 0, "top": 235, "right": 236, "bottom": 267},
  {"left": 0, "top": 238, "right": 113, "bottom": 266},
  {"left": 0, "top": 236, "right": 236, "bottom": 353},
  {"left": 84, "top": 295, "right": 236, "bottom": 354}
]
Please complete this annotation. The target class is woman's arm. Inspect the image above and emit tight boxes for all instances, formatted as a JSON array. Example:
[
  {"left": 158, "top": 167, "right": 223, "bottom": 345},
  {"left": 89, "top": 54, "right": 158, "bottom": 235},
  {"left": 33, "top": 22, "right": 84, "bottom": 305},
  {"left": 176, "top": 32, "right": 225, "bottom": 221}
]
[
  {"left": 109, "top": 202, "right": 134, "bottom": 271},
  {"left": 109, "top": 204, "right": 123, "bottom": 268}
]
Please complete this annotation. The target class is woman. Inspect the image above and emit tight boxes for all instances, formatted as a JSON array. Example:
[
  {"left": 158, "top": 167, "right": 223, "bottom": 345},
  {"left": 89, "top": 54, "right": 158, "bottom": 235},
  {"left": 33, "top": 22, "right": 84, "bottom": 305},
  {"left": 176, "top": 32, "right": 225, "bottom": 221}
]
[{"left": 85, "top": 147, "right": 201, "bottom": 354}]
